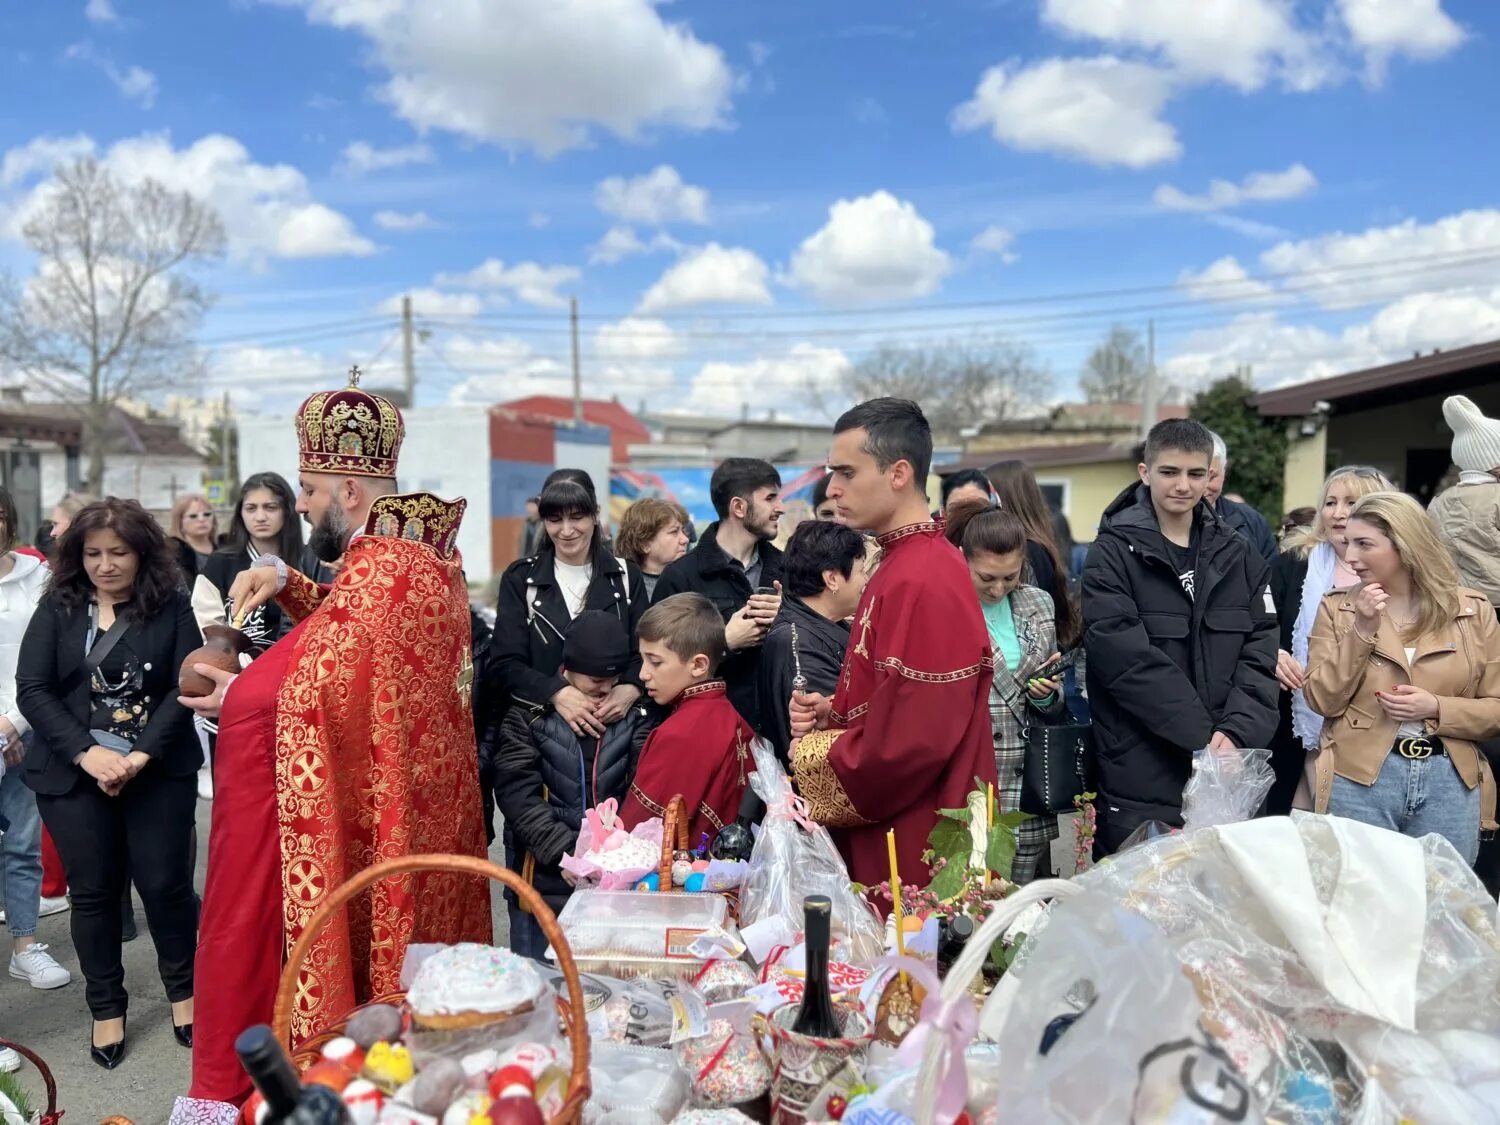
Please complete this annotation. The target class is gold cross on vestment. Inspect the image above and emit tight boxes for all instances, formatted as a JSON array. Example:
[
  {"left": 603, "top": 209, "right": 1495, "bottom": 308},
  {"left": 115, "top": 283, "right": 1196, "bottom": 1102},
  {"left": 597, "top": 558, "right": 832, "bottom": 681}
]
[
  {"left": 852, "top": 602, "right": 874, "bottom": 658},
  {"left": 456, "top": 645, "right": 475, "bottom": 702}
]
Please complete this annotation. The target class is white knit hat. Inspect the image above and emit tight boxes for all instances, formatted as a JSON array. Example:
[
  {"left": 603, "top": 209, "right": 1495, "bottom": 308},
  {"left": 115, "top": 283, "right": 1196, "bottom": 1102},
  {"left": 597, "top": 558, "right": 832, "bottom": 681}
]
[{"left": 1444, "top": 395, "right": 1500, "bottom": 474}]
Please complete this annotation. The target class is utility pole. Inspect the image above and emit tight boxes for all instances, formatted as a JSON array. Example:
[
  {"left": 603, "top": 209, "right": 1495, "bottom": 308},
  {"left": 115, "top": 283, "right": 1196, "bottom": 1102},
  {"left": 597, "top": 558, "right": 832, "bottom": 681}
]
[
  {"left": 570, "top": 296, "right": 583, "bottom": 426},
  {"left": 1139, "top": 318, "right": 1158, "bottom": 444},
  {"left": 402, "top": 294, "right": 415, "bottom": 407},
  {"left": 220, "top": 390, "right": 232, "bottom": 491}
]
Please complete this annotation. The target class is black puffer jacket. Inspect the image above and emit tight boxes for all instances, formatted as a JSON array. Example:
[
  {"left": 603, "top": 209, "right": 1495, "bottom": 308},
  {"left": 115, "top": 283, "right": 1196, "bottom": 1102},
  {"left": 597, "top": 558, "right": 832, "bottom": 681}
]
[
  {"left": 495, "top": 702, "right": 644, "bottom": 910},
  {"left": 1081, "top": 484, "right": 1278, "bottom": 852},
  {"left": 1216, "top": 497, "right": 1278, "bottom": 563},
  {"left": 651, "top": 522, "right": 784, "bottom": 730}
]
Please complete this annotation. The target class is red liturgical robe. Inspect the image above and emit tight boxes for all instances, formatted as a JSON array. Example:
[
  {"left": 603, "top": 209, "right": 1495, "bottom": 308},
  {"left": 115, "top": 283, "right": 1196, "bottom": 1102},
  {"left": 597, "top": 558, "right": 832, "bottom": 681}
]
[
  {"left": 191, "top": 494, "right": 491, "bottom": 1105},
  {"left": 621, "top": 681, "right": 753, "bottom": 845},
  {"left": 792, "top": 521, "right": 997, "bottom": 893}
]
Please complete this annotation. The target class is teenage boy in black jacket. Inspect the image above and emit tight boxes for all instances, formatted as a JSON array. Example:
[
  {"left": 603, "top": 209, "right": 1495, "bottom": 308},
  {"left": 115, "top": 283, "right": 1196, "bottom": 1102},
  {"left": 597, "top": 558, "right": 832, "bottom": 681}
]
[
  {"left": 495, "top": 611, "right": 645, "bottom": 960},
  {"left": 652, "top": 457, "right": 785, "bottom": 731},
  {"left": 1082, "top": 418, "right": 1279, "bottom": 854}
]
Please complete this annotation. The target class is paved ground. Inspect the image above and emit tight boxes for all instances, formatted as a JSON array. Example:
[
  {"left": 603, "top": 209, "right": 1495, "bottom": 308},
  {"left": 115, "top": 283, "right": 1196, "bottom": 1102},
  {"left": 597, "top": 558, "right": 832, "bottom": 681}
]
[{"left": 4, "top": 794, "right": 512, "bottom": 1124}]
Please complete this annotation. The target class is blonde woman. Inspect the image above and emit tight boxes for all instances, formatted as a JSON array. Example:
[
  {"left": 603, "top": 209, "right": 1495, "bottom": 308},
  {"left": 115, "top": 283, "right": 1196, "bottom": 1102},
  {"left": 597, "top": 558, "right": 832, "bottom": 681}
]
[
  {"left": 1268, "top": 466, "right": 1394, "bottom": 812},
  {"left": 1303, "top": 492, "right": 1500, "bottom": 860},
  {"left": 169, "top": 494, "right": 218, "bottom": 571}
]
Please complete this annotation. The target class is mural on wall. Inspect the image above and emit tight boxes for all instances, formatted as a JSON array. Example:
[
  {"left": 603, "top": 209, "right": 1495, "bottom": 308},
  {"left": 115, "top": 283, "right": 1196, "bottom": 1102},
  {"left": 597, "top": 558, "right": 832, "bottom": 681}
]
[{"left": 610, "top": 464, "right": 829, "bottom": 545}]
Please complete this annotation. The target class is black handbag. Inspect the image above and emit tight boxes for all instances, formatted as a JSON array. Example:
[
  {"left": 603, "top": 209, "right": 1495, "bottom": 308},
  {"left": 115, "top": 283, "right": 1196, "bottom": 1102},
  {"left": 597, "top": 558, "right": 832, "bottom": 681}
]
[{"left": 1020, "top": 717, "right": 1096, "bottom": 816}]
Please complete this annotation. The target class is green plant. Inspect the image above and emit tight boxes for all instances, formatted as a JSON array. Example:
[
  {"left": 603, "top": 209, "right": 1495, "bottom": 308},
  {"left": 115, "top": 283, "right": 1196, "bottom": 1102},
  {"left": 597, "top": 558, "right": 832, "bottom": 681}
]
[
  {"left": 1190, "top": 374, "right": 1289, "bottom": 524},
  {"left": 0, "top": 1069, "right": 35, "bottom": 1123}
]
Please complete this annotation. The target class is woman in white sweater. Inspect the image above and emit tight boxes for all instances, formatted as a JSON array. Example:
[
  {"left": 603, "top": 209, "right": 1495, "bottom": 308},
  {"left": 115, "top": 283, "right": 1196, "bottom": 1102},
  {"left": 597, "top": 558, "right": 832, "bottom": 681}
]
[{"left": 0, "top": 488, "right": 71, "bottom": 990}]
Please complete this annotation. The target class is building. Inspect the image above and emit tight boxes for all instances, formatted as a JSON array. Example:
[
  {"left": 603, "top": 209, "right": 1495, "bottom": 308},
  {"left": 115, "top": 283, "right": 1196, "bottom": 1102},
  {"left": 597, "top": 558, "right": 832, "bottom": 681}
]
[
  {"left": 501, "top": 395, "right": 649, "bottom": 463},
  {"left": 637, "top": 411, "right": 836, "bottom": 466},
  {"left": 962, "top": 402, "right": 1189, "bottom": 458},
  {"left": 1254, "top": 340, "right": 1500, "bottom": 509},
  {"left": 237, "top": 404, "right": 610, "bottom": 583},
  {"left": 0, "top": 398, "right": 206, "bottom": 541}
]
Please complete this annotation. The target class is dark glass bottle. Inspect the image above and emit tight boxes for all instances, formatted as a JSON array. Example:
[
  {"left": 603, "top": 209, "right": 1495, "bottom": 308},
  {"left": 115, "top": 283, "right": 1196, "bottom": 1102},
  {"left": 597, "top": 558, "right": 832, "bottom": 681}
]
[
  {"left": 236, "top": 1025, "right": 353, "bottom": 1124},
  {"left": 937, "top": 913, "right": 975, "bottom": 976},
  {"left": 792, "top": 895, "right": 842, "bottom": 1037}
]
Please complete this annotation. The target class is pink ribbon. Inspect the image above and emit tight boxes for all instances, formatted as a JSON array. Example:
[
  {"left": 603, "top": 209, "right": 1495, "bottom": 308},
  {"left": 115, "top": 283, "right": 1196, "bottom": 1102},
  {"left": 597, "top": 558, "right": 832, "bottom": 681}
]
[
  {"left": 883, "top": 955, "right": 978, "bottom": 1125},
  {"left": 586, "top": 798, "right": 622, "bottom": 850},
  {"left": 778, "top": 792, "right": 816, "bottom": 832}
]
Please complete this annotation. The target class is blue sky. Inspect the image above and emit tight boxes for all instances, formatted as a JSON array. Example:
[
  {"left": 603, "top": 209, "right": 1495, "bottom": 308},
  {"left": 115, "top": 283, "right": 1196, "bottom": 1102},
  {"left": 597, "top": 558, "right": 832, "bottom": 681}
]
[{"left": 1, "top": 0, "right": 1496, "bottom": 420}]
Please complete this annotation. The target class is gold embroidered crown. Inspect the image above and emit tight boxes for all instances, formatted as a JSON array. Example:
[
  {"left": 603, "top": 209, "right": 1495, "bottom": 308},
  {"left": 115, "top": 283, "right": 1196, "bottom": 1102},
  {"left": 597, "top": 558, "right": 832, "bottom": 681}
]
[{"left": 294, "top": 365, "right": 404, "bottom": 479}]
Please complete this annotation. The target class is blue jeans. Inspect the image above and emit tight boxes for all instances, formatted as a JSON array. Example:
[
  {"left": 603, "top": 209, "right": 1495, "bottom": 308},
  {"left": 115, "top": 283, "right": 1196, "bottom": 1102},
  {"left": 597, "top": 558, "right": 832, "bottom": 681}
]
[
  {"left": 1, "top": 756, "right": 43, "bottom": 938},
  {"left": 506, "top": 903, "right": 549, "bottom": 963},
  {"left": 1330, "top": 749, "right": 1480, "bottom": 864}
]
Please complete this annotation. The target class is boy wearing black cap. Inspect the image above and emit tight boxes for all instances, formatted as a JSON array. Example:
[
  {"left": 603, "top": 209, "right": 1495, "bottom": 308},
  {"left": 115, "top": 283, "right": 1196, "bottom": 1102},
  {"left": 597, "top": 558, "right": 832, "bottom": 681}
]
[{"left": 495, "top": 610, "right": 644, "bottom": 959}]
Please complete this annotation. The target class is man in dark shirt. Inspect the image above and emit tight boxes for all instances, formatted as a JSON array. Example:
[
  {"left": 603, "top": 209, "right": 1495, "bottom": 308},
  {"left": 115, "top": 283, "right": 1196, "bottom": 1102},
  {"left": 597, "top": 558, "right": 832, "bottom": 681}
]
[
  {"left": 757, "top": 520, "right": 868, "bottom": 762},
  {"left": 1205, "top": 431, "right": 1277, "bottom": 563}
]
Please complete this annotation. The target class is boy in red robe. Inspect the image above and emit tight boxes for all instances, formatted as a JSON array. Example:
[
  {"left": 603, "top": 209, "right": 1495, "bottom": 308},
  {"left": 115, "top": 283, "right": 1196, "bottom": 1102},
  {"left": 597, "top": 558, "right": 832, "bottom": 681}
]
[
  {"left": 621, "top": 593, "right": 753, "bottom": 841},
  {"left": 790, "top": 398, "right": 998, "bottom": 894}
]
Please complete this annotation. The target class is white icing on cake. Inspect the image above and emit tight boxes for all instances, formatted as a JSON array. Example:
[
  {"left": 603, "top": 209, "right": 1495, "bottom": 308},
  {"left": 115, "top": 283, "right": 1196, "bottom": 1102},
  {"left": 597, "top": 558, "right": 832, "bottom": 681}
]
[{"left": 406, "top": 943, "right": 545, "bottom": 1016}]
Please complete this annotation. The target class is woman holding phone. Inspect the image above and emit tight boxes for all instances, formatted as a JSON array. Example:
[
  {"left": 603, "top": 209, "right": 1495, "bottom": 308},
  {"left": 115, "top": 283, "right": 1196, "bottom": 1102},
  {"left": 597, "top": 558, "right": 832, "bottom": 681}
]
[{"left": 17, "top": 498, "right": 202, "bottom": 1068}]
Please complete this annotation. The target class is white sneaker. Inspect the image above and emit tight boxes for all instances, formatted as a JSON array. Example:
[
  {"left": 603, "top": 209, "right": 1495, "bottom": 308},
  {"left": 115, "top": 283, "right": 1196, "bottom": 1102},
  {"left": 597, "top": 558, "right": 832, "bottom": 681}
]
[
  {"left": 38, "top": 895, "right": 69, "bottom": 917},
  {"left": 0, "top": 1045, "right": 19, "bottom": 1073},
  {"left": 197, "top": 766, "right": 214, "bottom": 800},
  {"left": 8, "top": 944, "right": 71, "bottom": 989}
]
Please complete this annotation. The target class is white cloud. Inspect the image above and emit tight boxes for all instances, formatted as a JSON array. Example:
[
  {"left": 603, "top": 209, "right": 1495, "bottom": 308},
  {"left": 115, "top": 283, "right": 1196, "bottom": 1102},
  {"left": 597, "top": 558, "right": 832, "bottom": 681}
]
[
  {"left": 687, "top": 343, "right": 849, "bottom": 415},
  {"left": 789, "top": 191, "right": 952, "bottom": 302},
  {"left": 1176, "top": 255, "right": 1279, "bottom": 303},
  {"left": 1337, "top": 0, "right": 1465, "bottom": 80},
  {"left": 339, "top": 140, "right": 434, "bottom": 175},
  {"left": 0, "top": 135, "right": 94, "bottom": 186},
  {"left": 595, "top": 165, "right": 709, "bottom": 225},
  {"left": 953, "top": 56, "right": 1180, "bottom": 169},
  {"left": 376, "top": 288, "right": 483, "bottom": 318},
  {"left": 85, "top": 0, "right": 118, "bottom": 24},
  {"left": 373, "top": 209, "right": 440, "bottom": 231},
  {"left": 638, "top": 243, "right": 772, "bottom": 312},
  {"left": 528, "top": 211, "right": 551, "bottom": 229},
  {"left": 1155, "top": 163, "right": 1317, "bottom": 213},
  {"left": 440, "top": 333, "right": 677, "bottom": 405},
  {"left": 274, "top": 0, "right": 733, "bottom": 156},
  {"left": 1040, "top": 0, "right": 1324, "bottom": 92},
  {"left": 2, "top": 132, "right": 375, "bottom": 262},
  {"left": 64, "top": 43, "right": 158, "bottom": 108},
  {"left": 435, "top": 258, "right": 580, "bottom": 309},
  {"left": 588, "top": 225, "right": 682, "bottom": 266},
  {"left": 971, "top": 225, "right": 1018, "bottom": 263},
  {"left": 593, "top": 316, "right": 684, "bottom": 361},
  {"left": 1203, "top": 213, "right": 1292, "bottom": 241},
  {"left": 205, "top": 344, "right": 404, "bottom": 410}
]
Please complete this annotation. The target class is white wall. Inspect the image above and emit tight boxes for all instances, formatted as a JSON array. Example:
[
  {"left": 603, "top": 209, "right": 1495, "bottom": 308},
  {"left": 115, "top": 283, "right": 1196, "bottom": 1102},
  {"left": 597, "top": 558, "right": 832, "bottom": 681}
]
[
  {"left": 237, "top": 406, "right": 491, "bottom": 572},
  {"left": 36, "top": 448, "right": 205, "bottom": 512},
  {"left": 554, "top": 436, "right": 613, "bottom": 529}
]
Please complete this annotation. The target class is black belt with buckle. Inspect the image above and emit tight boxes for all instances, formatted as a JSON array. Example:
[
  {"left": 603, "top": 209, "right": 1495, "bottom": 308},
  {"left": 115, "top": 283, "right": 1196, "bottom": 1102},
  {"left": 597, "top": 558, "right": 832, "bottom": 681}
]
[{"left": 1395, "top": 735, "right": 1445, "bottom": 759}]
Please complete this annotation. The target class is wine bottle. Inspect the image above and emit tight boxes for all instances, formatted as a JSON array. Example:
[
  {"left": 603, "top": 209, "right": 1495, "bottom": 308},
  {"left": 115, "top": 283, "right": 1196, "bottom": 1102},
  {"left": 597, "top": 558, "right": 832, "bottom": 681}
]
[
  {"left": 792, "top": 894, "right": 842, "bottom": 1037},
  {"left": 236, "top": 1025, "right": 353, "bottom": 1124},
  {"left": 937, "top": 913, "right": 975, "bottom": 976}
]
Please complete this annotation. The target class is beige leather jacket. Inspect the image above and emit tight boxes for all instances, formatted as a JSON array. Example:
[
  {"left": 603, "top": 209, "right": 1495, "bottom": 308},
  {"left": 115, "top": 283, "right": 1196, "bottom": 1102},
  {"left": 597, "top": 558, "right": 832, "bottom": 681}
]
[
  {"left": 1429, "top": 481, "right": 1500, "bottom": 606},
  {"left": 1303, "top": 586, "right": 1499, "bottom": 828}
]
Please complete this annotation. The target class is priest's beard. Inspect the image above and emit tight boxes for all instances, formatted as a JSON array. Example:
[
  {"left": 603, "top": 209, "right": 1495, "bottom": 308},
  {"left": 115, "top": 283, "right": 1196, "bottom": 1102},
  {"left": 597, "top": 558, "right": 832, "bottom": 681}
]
[{"left": 308, "top": 503, "right": 351, "bottom": 562}]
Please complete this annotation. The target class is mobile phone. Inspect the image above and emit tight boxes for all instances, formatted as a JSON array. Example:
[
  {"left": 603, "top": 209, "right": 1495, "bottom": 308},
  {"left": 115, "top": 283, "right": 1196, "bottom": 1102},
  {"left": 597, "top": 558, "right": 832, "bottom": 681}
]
[
  {"left": 1032, "top": 650, "right": 1077, "bottom": 682},
  {"left": 755, "top": 585, "right": 779, "bottom": 596}
]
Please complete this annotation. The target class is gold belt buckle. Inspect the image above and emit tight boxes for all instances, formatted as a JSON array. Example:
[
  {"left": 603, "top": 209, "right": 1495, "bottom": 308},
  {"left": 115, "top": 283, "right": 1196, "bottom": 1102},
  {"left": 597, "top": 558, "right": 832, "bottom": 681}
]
[{"left": 1397, "top": 737, "right": 1434, "bottom": 760}]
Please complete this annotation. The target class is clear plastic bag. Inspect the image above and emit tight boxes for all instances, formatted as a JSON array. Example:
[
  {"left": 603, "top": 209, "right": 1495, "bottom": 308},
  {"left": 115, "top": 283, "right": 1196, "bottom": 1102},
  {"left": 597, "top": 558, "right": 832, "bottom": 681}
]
[
  {"left": 1181, "top": 746, "right": 1275, "bottom": 831},
  {"left": 583, "top": 1043, "right": 692, "bottom": 1123},
  {"left": 738, "top": 741, "right": 885, "bottom": 963}
]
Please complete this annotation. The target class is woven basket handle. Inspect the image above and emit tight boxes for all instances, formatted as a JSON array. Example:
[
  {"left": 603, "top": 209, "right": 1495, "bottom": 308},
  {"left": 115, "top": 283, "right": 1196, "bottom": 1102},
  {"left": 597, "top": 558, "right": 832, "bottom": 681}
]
[
  {"left": 0, "top": 1038, "right": 59, "bottom": 1123},
  {"left": 657, "top": 794, "right": 688, "bottom": 886},
  {"left": 269, "top": 853, "right": 591, "bottom": 1112}
]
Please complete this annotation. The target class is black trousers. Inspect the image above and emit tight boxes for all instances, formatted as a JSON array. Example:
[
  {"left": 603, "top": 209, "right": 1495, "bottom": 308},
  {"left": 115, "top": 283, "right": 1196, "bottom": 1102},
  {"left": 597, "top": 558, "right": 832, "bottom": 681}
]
[{"left": 37, "top": 769, "right": 197, "bottom": 1020}]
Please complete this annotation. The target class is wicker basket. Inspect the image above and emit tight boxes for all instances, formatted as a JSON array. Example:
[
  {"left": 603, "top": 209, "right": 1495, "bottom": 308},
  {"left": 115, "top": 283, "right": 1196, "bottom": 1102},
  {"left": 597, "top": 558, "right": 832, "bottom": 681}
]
[
  {"left": 0, "top": 1038, "right": 63, "bottom": 1125},
  {"left": 269, "top": 853, "right": 592, "bottom": 1123},
  {"left": 656, "top": 794, "right": 690, "bottom": 888}
]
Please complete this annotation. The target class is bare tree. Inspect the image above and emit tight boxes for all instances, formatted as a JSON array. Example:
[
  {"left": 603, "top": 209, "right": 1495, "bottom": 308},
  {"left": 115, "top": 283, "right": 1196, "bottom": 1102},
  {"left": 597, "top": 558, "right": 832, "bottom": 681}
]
[
  {"left": 0, "top": 157, "right": 226, "bottom": 493},
  {"left": 1079, "top": 325, "right": 1149, "bottom": 405},
  {"left": 823, "top": 336, "right": 1052, "bottom": 436}
]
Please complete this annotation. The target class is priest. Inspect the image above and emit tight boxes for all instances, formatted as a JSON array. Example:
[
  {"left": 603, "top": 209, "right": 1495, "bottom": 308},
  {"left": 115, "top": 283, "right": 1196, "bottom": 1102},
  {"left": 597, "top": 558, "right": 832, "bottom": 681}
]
[
  {"left": 790, "top": 398, "right": 998, "bottom": 894},
  {"left": 182, "top": 369, "right": 490, "bottom": 1109}
]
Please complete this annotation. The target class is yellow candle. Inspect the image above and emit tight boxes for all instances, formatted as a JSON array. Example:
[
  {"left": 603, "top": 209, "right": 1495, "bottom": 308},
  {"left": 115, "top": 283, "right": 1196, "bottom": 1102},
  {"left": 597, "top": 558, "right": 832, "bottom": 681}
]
[
  {"left": 986, "top": 783, "right": 996, "bottom": 886},
  {"left": 887, "top": 828, "right": 909, "bottom": 990}
]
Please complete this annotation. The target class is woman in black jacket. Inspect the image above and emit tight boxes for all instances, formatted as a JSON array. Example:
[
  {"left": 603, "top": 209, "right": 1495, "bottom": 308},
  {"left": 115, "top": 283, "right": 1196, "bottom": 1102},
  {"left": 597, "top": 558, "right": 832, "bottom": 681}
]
[
  {"left": 17, "top": 498, "right": 202, "bottom": 1069},
  {"left": 487, "top": 475, "right": 647, "bottom": 742}
]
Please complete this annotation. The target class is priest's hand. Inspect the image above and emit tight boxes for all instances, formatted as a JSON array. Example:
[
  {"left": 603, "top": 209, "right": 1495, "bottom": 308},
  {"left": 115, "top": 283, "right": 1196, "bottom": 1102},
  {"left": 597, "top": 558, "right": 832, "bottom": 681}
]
[
  {"left": 554, "top": 685, "right": 607, "bottom": 738},
  {"left": 228, "top": 566, "right": 281, "bottom": 623},
  {"left": 594, "top": 683, "right": 641, "bottom": 724},
  {"left": 789, "top": 690, "right": 832, "bottom": 739},
  {"left": 178, "top": 664, "right": 238, "bottom": 719}
]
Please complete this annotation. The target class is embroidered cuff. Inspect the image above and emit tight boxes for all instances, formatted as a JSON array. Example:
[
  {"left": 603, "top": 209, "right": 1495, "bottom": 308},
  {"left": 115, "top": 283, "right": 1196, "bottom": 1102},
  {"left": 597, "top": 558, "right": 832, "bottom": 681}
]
[
  {"left": 792, "top": 729, "right": 871, "bottom": 828},
  {"left": 251, "top": 553, "right": 288, "bottom": 593}
]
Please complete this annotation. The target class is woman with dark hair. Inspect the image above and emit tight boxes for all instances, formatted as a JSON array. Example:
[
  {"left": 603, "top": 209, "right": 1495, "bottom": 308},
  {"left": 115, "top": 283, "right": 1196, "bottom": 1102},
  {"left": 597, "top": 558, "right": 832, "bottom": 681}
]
[
  {"left": 488, "top": 475, "right": 647, "bottom": 737},
  {"left": 940, "top": 469, "right": 995, "bottom": 513},
  {"left": 615, "top": 498, "right": 689, "bottom": 600},
  {"left": 986, "top": 459, "right": 1081, "bottom": 650},
  {"left": 16, "top": 498, "right": 201, "bottom": 1068},
  {"left": 951, "top": 501, "right": 1067, "bottom": 882}
]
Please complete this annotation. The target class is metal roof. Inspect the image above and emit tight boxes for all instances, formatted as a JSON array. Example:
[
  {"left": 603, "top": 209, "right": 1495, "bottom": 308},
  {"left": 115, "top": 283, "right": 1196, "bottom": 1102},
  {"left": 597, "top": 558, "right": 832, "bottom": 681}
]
[{"left": 1253, "top": 338, "right": 1500, "bottom": 417}]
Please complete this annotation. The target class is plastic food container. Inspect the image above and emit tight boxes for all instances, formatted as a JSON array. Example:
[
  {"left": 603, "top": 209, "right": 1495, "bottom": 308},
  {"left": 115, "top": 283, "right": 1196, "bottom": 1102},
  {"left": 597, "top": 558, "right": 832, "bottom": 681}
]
[{"left": 550, "top": 891, "right": 737, "bottom": 980}]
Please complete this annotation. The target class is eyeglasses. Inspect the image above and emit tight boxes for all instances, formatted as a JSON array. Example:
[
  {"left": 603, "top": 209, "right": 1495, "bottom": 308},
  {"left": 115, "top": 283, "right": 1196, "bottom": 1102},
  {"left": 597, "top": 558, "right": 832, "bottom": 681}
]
[
  {"left": 185, "top": 512, "right": 215, "bottom": 519},
  {"left": 1327, "top": 466, "right": 1386, "bottom": 480}
]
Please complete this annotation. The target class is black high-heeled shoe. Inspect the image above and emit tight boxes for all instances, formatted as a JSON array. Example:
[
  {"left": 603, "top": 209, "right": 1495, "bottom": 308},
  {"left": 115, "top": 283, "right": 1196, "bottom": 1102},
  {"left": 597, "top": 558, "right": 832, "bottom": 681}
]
[
  {"left": 90, "top": 1018, "right": 126, "bottom": 1070},
  {"left": 173, "top": 1023, "right": 193, "bottom": 1048}
]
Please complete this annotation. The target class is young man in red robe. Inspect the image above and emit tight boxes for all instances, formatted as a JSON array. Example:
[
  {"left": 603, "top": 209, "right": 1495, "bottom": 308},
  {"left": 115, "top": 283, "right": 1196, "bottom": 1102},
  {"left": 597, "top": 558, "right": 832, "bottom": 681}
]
[
  {"left": 621, "top": 592, "right": 753, "bottom": 842},
  {"left": 790, "top": 398, "right": 998, "bottom": 894},
  {"left": 177, "top": 370, "right": 491, "bottom": 1113}
]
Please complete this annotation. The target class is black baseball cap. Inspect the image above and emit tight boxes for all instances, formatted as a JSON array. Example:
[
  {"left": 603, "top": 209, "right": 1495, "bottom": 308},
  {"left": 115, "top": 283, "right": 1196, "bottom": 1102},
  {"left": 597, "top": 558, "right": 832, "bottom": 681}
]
[{"left": 563, "top": 611, "right": 631, "bottom": 678}]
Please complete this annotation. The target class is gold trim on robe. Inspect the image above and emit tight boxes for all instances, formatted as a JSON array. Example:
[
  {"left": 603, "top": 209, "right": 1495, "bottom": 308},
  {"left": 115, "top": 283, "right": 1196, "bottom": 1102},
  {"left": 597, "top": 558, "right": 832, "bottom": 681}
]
[
  {"left": 793, "top": 729, "right": 871, "bottom": 828},
  {"left": 364, "top": 492, "right": 466, "bottom": 560},
  {"left": 276, "top": 568, "right": 329, "bottom": 625}
]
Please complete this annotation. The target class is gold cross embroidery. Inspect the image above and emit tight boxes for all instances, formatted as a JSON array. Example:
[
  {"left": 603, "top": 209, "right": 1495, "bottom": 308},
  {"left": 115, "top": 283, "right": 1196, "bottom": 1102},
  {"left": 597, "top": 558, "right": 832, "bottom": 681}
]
[
  {"left": 456, "top": 644, "right": 475, "bottom": 702},
  {"left": 852, "top": 601, "right": 875, "bottom": 658}
]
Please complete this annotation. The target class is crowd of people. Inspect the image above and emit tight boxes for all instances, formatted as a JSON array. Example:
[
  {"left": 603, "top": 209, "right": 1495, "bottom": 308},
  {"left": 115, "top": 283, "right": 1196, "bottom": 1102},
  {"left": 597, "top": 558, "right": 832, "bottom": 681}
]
[{"left": 4, "top": 377, "right": 1500, "bottom": 1112}]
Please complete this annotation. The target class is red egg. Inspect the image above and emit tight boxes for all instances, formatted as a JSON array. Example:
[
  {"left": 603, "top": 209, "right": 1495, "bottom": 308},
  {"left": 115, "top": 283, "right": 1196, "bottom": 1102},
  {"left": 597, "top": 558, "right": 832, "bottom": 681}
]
[{"left": 488, "top": 1094, "right": 545, "bottom": 1125}]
